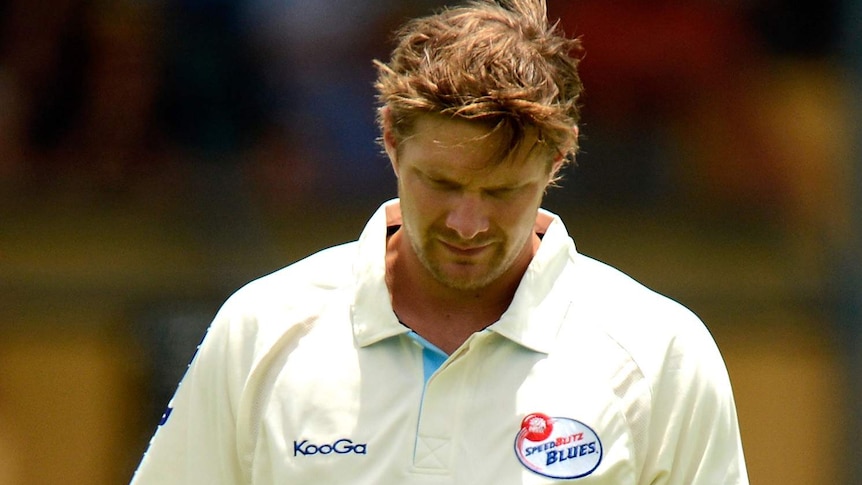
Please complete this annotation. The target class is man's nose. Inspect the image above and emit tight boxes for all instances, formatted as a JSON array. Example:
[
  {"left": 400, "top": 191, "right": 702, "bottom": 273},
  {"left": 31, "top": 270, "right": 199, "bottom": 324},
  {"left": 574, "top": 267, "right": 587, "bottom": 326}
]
[{"left": 445, "top": 193, "right": 489, "bottom": 240}]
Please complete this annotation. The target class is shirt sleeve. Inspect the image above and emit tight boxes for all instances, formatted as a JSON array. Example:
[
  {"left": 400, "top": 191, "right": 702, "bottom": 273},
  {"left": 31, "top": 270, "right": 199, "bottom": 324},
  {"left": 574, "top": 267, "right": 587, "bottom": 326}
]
[
  {"left": 640, "top": 320, "right": 749, "bottom": 485},
  {"left": 130, "top": 306, "right": 247, "bottom": 485}
]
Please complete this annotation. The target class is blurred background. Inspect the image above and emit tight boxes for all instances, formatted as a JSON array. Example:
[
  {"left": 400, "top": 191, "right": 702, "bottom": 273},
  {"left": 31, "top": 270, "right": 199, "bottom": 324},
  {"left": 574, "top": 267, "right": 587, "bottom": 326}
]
[{"left": 0, "top": 0, "right": 859, "bottom": 483}]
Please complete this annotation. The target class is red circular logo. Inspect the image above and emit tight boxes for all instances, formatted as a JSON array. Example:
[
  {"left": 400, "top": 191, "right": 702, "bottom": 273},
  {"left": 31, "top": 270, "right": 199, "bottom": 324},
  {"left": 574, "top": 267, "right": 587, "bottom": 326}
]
[{"left": 520, "top": 413, "right": 554, "bottom": 442}]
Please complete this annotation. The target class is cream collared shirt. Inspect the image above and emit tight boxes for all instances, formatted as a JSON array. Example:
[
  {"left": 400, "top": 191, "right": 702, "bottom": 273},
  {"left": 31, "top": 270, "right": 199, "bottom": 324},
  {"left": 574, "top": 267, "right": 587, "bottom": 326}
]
[{"left": 131, "top": 199, "right": 748, "bottom": 484}]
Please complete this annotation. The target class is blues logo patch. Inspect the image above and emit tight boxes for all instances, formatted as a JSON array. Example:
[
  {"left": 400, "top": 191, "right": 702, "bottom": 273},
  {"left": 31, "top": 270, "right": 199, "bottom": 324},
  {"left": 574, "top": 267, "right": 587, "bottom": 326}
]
[{"left": 514, "top": 413, "right": 602, "bottom": 480}]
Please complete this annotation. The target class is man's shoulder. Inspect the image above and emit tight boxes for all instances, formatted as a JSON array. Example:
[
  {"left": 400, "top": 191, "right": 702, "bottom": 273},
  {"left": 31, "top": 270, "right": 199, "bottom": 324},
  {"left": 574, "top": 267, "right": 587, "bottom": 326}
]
[
  {"left": 209, "top": 242, "right": 360, "bottom": 346},
  {"left": 246, "top": 241, "right": 357, "bottom": 292},
  {"left": 170, "top": 241, "right": 364, "bottom": 412},
  {"left": 566, "top": 253, "right": 718, "bottom": 372},
  {"left": 238, "top": 241, "right": 359, "bottom": 298},
  {"left": 569, "top": 253, "right": 692, "bottom": 317}
]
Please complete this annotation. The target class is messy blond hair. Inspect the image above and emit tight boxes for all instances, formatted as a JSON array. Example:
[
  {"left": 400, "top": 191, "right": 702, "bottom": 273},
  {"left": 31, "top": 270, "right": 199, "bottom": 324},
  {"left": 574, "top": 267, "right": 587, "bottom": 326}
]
[{"left": 374, "top": 0, "right": 584, "bottom": 166}]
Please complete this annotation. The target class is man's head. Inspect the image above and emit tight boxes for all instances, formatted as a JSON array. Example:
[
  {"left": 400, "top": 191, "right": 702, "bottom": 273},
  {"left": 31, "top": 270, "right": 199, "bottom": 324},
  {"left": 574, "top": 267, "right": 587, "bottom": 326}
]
[
  {"left": 374, "top": 0, "right": 584, "bottom": 173},
  {"left": 376, "top": 0, "right": 585, "bottom": 292}
]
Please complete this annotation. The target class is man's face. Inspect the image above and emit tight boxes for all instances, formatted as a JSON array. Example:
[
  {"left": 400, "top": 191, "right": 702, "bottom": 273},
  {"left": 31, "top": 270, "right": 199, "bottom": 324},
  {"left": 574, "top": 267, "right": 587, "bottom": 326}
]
[{"left": 387, "top": 114, "right": 557, "bottom": 291}]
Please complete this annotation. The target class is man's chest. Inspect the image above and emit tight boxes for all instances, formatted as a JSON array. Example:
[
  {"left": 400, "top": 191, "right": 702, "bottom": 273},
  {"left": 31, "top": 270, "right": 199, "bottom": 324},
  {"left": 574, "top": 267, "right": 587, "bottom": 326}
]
[{"left": 246, "top": 329, "right": 643, "bottom": 484}]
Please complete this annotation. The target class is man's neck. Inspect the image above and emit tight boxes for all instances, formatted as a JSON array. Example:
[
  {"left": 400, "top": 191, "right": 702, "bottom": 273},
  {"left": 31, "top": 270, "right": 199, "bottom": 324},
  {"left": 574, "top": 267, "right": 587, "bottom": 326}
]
[{"left": 385, "top": 229, "right": 538, "bottom": 354}]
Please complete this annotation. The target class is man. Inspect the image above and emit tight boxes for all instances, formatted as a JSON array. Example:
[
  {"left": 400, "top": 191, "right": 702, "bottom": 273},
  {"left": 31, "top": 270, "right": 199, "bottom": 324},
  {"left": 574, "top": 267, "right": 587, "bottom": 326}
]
[{"left": 131, "top": 0, "right": 748, "bottom": 483}]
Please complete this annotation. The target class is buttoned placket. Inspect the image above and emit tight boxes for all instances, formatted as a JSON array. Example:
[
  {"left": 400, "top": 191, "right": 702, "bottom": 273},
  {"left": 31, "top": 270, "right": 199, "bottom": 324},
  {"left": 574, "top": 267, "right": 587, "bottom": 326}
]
[{"left": 410, "top": 331, "right": 492, "bottom": 476}]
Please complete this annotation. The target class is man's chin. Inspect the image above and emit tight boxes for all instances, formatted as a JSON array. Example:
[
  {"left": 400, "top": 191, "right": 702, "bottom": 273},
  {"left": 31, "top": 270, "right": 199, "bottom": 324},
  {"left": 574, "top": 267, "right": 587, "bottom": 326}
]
[{"left": 432, "top": 265, "right": 499, "bottom": 292}]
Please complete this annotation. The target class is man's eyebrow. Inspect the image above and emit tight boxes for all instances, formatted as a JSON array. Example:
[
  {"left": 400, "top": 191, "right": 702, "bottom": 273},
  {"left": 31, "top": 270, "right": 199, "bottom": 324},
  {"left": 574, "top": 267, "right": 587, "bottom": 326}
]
[
  {"left": 486, "top": 181, "right": 525, "bottom": 191},
  {"left": 409, "top": 166, "right": 456, "bottom": 184},
  {"left": 417, "top": 166, "right": 528, "bottom": 192}
]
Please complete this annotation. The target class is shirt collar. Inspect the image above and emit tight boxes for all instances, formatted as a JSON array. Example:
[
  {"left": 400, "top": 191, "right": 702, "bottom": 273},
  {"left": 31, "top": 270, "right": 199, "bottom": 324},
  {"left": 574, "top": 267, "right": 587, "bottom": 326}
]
[
  {"left": 351, "top": 200, "right": 578, "bottom": 354},
  {"left": 488, "top": 210, "right": 577, "bottom": 354},
  {"left": 351, "top": 200, "right": 407, "bottom": 347}
]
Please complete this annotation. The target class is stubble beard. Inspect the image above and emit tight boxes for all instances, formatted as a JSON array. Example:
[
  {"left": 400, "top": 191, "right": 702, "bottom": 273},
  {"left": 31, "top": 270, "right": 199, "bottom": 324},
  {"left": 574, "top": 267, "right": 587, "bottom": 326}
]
[{"left": 403, "top": 221, "right": 528, "bottom": 292}]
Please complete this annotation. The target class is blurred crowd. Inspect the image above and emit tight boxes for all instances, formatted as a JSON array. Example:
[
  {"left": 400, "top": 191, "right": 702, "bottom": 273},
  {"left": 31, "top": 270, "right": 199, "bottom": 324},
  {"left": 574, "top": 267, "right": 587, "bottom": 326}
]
[
  {"left": 0, "top": 0, "right": 416, "bottom": 210},
  {"left": 0, "top": 0, "right": 851, "bottom": 223}
]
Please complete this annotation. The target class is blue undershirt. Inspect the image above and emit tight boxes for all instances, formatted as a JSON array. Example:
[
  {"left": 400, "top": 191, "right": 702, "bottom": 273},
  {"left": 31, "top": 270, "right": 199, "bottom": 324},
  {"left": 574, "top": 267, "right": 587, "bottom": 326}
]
[{"left": 406, "top": 331, "right": 448, "bottom": 384}]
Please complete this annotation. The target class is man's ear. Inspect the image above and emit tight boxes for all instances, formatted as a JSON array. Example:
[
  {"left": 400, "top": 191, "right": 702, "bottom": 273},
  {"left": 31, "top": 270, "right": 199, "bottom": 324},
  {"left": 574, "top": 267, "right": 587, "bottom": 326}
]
[
  {"left": 550, "top": 157, "right": 565, "bottom": 181},
  {"left": 549, "top": 125, "right": 578, "bottom": 181},
  {"left": 381, "top": 106, "right": 399, "bottom": 174}
]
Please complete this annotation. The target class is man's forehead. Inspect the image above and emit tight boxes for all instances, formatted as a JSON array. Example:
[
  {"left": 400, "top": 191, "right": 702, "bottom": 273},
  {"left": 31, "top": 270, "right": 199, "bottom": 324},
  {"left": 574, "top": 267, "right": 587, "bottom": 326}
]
[{"left": 405, "top": 114, "right": 546, "bottom": 166}]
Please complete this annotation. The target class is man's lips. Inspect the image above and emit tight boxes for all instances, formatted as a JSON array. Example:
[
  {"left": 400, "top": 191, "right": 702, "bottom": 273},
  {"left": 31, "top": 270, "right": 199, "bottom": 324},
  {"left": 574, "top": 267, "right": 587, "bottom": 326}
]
[{"left": 439, "top": 239, "right": 492, "bottom": 256}]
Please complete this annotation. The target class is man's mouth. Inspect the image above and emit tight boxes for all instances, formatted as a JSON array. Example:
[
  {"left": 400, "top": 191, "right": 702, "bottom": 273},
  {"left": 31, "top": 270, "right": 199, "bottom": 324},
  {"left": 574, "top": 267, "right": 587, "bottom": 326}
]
[{"left": 439, "top": 239, "right": 492, "bottom": 257}]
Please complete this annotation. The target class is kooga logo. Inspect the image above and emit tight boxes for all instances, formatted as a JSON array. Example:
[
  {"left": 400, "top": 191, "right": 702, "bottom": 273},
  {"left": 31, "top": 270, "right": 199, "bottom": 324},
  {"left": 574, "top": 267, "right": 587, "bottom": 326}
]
[{"left": 294, "top": 439, "right": 368, "bottom": 456}]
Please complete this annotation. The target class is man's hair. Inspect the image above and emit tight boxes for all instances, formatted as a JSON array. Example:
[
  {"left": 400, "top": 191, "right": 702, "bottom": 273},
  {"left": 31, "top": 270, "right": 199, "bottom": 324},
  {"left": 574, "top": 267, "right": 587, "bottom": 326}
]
[{"left": 374, "top": 0, "right": 584, "bottom": 166}]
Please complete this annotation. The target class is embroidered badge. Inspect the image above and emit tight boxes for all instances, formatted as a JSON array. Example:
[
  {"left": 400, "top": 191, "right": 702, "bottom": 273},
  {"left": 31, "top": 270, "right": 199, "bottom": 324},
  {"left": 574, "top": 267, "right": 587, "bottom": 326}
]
[{"left": 514, "top": 413, "right": 603, "bottom": 480}]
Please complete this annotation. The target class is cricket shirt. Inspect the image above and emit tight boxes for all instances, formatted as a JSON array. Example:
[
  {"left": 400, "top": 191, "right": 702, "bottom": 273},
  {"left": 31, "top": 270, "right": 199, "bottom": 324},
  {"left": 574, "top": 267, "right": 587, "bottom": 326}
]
[{"left": 131, "top": 199, "right": 748, "bottom": 484}]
